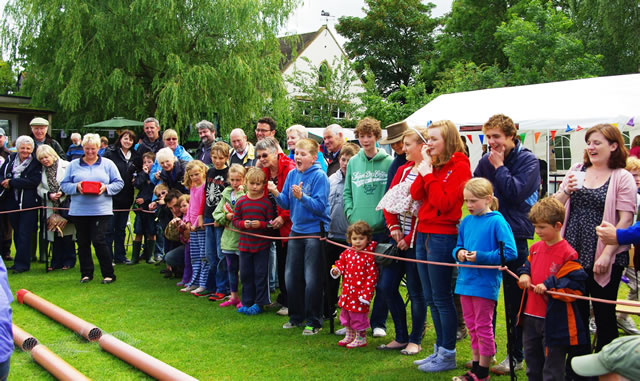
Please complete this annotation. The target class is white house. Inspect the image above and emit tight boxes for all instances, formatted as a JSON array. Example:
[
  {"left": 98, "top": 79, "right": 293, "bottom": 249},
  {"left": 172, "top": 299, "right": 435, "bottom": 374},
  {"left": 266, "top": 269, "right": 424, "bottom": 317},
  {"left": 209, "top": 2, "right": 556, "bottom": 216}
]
[{"left": 279, "top": 25, "right": 363, "bottom": 121}]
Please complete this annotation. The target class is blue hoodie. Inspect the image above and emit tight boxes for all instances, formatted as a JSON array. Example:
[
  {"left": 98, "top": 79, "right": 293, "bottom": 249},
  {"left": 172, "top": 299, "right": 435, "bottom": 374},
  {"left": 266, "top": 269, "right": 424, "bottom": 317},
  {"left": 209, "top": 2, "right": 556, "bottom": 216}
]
[
  {"left": 453, "top": 210, "right": 517, "bottom": 301},
  {"left": 275, "top": 163, "right": 330, "bottom": 234}
]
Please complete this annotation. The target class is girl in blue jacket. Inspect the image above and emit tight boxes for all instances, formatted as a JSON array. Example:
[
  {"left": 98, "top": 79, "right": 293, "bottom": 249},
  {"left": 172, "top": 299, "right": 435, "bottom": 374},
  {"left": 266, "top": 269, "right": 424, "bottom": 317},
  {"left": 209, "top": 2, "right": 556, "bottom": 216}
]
[{"left": 452, "top": 178, "right": 517, "bottom": 381}]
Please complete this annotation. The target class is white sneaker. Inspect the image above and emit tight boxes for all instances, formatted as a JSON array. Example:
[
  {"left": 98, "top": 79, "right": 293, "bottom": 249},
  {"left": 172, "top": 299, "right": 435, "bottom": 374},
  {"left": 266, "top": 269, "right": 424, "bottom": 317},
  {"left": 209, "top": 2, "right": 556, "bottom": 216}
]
[
  {"left": 372, "top": 327, "right": 386, "bottom": 338},
  {"left": 180, "top": 285, "right": 197, "bottom": 293},
  {"left": 617, "top": 315, "right": 640, "bottom": 335},
  {"left": 335, "top": 327, "right": 346, "bottom": 335},
  {"left": 190, "top": 286, "right": 206, "bottom": 295},
  {"left": 491, "top": 357, "right": 523, "bottom": 375},
  {"left": 276, "top": 307, "right": 289, "bottom": 316},
  {"left": 589, "top": 317, "right": 597, "bottom": 334}
]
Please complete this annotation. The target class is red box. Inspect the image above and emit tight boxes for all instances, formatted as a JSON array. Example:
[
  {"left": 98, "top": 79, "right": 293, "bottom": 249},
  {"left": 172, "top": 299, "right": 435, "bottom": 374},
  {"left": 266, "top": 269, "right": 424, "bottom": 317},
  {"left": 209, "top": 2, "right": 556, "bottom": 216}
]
[{"left": 81, "top": 181, "right": 102, "bottom": 195}]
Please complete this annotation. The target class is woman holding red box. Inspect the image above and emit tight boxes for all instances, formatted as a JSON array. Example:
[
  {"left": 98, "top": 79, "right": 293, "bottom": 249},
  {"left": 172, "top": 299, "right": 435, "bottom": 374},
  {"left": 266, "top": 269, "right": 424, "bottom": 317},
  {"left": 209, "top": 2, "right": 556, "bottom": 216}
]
[{"left": 61, "top": 133, "right": 124, "bottom": 284}]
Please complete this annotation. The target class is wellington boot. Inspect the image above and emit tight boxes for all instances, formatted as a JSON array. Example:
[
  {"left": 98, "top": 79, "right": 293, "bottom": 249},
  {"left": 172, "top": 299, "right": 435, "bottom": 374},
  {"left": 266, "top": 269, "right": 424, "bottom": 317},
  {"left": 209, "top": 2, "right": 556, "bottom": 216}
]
[
  {"left": 144, "top": 240, "right": 157, "bottom": 264},
  {"left": 129, "top": 241, "right": 142, "bottom": 265}
]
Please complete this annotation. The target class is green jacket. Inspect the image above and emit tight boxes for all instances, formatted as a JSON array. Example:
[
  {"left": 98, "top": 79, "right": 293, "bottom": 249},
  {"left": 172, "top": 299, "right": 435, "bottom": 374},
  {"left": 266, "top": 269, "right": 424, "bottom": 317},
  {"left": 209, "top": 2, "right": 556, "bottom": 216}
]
[
  {"left": 212, "top": 186, "right": 246, "bottom": 252},
  {"left": 343, "top": 148, "right": 392, "bottom": 233}
]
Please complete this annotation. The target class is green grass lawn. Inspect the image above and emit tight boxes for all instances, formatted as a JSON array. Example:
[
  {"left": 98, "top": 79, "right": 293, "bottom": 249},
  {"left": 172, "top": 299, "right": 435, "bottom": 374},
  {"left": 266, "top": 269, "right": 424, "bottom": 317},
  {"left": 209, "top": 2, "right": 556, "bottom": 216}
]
[{"left": 5, "top": 218, "right": 639, "bottom": 380}]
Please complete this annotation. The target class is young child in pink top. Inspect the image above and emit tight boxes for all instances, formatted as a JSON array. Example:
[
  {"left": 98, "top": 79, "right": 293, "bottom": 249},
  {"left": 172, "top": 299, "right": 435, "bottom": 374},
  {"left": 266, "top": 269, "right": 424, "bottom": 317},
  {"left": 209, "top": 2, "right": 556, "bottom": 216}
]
[{"left": 181, "top": 160, "right": 209, "bottom": 295}]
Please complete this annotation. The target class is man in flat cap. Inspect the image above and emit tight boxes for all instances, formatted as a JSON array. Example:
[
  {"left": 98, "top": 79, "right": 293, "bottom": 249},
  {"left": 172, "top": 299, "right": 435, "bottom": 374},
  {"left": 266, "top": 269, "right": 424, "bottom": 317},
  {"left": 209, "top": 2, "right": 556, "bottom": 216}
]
[{"left": 29, "top": 117, "right": 66, "bottom": 159}]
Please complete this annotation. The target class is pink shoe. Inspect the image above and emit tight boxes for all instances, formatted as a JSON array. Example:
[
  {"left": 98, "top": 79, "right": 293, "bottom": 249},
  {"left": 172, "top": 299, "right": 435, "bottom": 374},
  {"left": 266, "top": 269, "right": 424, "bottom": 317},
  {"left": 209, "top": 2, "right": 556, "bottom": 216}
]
[
  {"left": 236, "top": 302, "right": 243, "bottom": 309},
  {"left": 220, "top": 298, "right": 240, "bottom": 308}
]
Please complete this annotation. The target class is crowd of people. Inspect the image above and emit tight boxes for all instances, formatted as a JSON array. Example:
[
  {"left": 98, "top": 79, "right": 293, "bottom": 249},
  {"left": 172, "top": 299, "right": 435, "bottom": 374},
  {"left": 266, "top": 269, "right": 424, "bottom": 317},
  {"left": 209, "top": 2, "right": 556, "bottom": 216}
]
[{"left": 0, "top": 114, "right": 638, "bottom": 380}]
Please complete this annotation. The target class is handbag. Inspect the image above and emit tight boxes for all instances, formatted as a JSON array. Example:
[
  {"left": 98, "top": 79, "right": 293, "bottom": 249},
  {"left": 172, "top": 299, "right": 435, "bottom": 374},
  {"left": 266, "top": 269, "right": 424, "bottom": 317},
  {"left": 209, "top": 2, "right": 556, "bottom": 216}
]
[
  {"left": 376, "top": 179, "right": 421, "bottom": 216},
  {"left": 373, "top": 242, "right": 403, "bottom": 267}
]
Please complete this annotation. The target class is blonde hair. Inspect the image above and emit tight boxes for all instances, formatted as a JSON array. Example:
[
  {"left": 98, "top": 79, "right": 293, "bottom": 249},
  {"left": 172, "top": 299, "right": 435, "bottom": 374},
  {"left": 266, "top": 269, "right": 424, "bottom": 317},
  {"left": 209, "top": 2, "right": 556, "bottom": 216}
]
[
  {"left": 340, "top": 142, "right": 360, "bottom": 159},
  {"left": 464, "top": 178, "right": 499, "bottom": 211},
  {"left": 295, "top": 138, "right": 319, "bottom": 156},
  {"left": 153, "top": 183, "right": 169, "bottom": 195},
  {"left": 156, "top": 147, "right": 175, "bottom": 163},
  {"left": 162, "top": 129, "right": 178, "bottom": 141},
  {"left": 626, "top": 156, "right": 640, "bottom": 172},
  {"left": 428, "top": 120, "right": 466, "bottom": 168},
  {"left": 227, "top": 164, "right": 246, "bottom": 180},
  {"left": 36, "top": 144, "right": 61, "bottom": 161},
  {"left": 183, "top": 160, "right": 208, "bottom": 188},
  {"left": 529, "top": 197, "right": 566, "bottom": 226},
  {"left": 244, "top": 167, "right": 266, "bottom": 185},
  {"left": 82, "top": 133, "right": 101, "bottom": 148},
  {"left": 178, "top": 194, "right": 190, "bottom": 207},
  {"left": 402, "top": 126, "right": 428, "bottom": 145}
]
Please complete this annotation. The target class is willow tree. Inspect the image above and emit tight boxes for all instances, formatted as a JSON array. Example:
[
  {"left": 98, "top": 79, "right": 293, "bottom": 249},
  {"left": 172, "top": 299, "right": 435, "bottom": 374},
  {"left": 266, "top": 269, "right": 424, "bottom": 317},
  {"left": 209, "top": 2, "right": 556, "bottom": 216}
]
[{"left": 1, "top": 0, "right": 297, "bottom": 134}]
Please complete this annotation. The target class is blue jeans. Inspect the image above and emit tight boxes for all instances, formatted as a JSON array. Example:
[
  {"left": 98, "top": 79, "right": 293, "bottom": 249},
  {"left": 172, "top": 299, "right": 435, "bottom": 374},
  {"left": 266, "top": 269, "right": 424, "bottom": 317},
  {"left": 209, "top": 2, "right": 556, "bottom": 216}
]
[
  {"left": 106, "top": 211, "right": 130, "bottom": 263},
  {"left": 204, "top": 219, "right": 228, "bottom": 293},
  {"left": 416, "top": 232, "right": 458, "bottom": 350},
  {"left": 286, "top": 232, "right": 324, "bottom": 328},
  {"left": 9, "top": 209, "right": 37, "bottom": 271},
  {"left": 379, "top": 248, "right": 426, "bottom": 344},
  {"left": 369, "top": 232, "right": 390, "bottom": 330},
  {"left": 0, "top": 357, "right": 9, "bottom": 381},
  {"left": 154, "top": 224, "right": 165, "bottom": 257},
  {"left": 239, "top": 247, "right": 271, "bottom": 306}
]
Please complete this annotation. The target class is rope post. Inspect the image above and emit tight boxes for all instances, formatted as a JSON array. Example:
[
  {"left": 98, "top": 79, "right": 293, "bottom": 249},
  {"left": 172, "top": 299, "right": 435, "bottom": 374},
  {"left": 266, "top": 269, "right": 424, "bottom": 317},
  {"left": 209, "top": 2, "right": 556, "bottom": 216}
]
[
  {"left": 500, "top": 241, "right": 517, "bottom": 381},
  {"left": 320, "top": 222, "right": 334, "bottom": 334}
]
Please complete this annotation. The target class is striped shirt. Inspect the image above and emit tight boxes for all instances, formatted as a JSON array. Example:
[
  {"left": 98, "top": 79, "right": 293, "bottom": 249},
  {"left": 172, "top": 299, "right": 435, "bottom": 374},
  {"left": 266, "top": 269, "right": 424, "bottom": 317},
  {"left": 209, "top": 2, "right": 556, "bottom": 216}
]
[{"left": 232, "top": 195, "right": 275, "bottom": 252}]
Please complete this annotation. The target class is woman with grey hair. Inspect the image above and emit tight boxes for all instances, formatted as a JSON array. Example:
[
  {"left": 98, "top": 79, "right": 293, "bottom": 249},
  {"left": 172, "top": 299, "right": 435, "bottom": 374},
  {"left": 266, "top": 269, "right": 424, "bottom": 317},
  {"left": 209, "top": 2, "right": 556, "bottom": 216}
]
[
  {"left": 285, "top": 125, "right": 327, "bottom": 172},
  {"left": 61, "top": 133, "right": 124, "bottom": 284},
  {"left": 36, "top": 144, "right": 76, "bottom": 270},
  {"left": 0, "top": 135, "right": 43, "bottom": 273},
  {"left": 256, "top": 137, "right": 295, "bottom": 315}
]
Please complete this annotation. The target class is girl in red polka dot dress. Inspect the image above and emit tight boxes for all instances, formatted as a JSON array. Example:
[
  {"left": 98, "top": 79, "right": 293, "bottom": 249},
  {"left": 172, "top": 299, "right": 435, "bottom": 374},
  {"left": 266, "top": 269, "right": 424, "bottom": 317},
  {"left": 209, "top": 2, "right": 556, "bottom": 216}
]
[{"left": 330, "top": 221, "right": 380, "bottom": 348}]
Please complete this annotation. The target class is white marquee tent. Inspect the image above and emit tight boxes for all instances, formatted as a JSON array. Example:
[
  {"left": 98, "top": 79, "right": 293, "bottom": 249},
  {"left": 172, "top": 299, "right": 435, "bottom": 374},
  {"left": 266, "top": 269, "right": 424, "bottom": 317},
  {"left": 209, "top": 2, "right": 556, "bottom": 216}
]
[{"left": 406, "top": 74, "right": 640, "bottom": 131}]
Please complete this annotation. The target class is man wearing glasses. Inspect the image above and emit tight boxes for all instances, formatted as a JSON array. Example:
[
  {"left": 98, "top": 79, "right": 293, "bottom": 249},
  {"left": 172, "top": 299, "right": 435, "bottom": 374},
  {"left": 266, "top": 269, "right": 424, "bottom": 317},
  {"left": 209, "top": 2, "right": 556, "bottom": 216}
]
[{"left": 256, "top": 117, "right": 283, "bottom": 153}]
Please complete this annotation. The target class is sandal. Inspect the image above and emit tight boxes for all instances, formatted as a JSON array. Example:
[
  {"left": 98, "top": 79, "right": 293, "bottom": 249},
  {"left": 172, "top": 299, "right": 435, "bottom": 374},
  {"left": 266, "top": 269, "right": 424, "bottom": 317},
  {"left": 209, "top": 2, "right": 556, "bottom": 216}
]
[
  {"left": 452, "top": 371, "right": 488, "bottom": 381},
  {"left": 376, "top": 342, "right": 408, "bottom": 351},
  {"left": 400, "top": 343, "right": 421, "bottom": 356}
]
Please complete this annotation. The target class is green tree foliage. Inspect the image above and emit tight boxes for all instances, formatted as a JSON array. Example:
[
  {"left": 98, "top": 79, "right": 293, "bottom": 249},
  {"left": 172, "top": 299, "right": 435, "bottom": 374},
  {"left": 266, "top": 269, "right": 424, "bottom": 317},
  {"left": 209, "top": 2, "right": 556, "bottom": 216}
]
[
  {"left": 432, "top": 61, "right": 507, "bottom": 94},
  {"left": 496, "top": 0, "right": 603, "bottom": 85},
  {"left": 1, "top": 0, "right": 297, "bottom": 134},
  {"left": 287, "top": 57, "right": 361, "bottom": 128},
  {"left": 336, "top": 0, "right": 439, "bottom": 96},
  {"left": 562, "top": 0, "right": 640, "bottom": 75},
  {"left": 0, "top": 60, "right": 15, "bottom": 94}
]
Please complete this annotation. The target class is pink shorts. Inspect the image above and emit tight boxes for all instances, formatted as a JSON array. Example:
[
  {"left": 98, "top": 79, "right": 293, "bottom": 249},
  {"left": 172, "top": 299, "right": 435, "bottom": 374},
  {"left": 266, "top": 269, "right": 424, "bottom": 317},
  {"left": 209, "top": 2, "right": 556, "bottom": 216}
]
[{"left": 339, "top": 309, "right": 370, "bottom": 331}]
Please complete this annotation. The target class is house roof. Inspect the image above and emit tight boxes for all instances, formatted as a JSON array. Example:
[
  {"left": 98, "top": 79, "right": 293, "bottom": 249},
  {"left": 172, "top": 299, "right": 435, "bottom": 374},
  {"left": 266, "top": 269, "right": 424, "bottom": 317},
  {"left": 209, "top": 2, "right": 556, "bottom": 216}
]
[{"left": 279, "top": 28, "right": 321, "bottom": 72}]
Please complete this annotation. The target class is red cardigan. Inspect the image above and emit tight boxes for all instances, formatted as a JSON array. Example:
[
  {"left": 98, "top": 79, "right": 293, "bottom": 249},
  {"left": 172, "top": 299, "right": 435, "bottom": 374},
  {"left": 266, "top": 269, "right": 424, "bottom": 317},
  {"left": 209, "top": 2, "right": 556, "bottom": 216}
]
[
  {"left": 383, "top": 162, "right": 418, "bottom": 247},
  {"left": 410, "top": 152, "right": 471, "bottom": 235},
  {"left": 262, "top": 153, "right": 296, "bottom": 238}
]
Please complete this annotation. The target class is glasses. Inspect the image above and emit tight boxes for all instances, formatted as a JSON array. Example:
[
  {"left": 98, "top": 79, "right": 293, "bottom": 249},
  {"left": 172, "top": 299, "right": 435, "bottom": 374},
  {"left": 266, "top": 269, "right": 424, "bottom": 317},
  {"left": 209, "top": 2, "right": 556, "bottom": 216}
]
[
  {"left": 255, "top": 128, "right": 271, "bottom": 134},
  {"left": 257, "top": 153, "right": 270, "bottom": 159},
  {"left": 165, "top": 137, "right": 178, "bottom": 141}
]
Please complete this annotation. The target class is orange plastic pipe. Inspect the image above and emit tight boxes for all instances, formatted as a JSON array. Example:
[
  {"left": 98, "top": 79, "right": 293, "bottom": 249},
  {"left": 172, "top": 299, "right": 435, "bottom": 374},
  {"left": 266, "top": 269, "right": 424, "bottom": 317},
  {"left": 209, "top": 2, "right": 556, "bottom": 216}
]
[
  {"left": 98, "top": 334, "right": 198, "bottom": 381},
  {"left": 17, "top": 289, "right": 102, "bottom": 341},
  {"left": 13, "top": 324, "right": 91, "bottom": 381}
]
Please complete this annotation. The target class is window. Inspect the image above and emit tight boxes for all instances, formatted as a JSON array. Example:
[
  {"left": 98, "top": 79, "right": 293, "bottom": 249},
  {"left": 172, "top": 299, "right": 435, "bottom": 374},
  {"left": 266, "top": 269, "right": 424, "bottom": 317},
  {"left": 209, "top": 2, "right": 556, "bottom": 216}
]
[
  {"left": 318, "top": 61, "right": 330, "bottom": 88},
  {"left": 554, "top": 135, "right": 571, "bottom": 171}
]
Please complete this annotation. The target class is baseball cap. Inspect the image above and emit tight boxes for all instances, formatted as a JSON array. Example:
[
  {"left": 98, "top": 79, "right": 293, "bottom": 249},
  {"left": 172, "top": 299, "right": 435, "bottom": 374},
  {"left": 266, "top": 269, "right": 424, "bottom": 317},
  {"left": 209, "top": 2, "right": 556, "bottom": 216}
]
[
  {"left": 29, "top": 117, "right": 49, "bottom": 126},
  {"left": 0, "top": 128, "right": 5, "bottom": 136},
  {"left": 571, "top": 335, "right": 640, "bottom": 379}
]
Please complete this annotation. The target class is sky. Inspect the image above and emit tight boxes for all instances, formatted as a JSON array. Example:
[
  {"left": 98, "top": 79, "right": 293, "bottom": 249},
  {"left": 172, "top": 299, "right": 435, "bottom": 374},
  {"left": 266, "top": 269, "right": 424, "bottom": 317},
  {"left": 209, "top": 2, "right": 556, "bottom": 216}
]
[{"left": 284, "top": 0, "right": 453, "bottom": 44}]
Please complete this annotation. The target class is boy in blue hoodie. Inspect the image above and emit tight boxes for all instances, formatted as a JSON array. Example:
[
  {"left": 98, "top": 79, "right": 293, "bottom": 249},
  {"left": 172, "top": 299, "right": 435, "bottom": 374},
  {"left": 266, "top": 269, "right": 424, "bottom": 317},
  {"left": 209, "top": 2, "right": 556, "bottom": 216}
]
[{"left": 268, "top": 138, "right": 330, "bottom": 335}]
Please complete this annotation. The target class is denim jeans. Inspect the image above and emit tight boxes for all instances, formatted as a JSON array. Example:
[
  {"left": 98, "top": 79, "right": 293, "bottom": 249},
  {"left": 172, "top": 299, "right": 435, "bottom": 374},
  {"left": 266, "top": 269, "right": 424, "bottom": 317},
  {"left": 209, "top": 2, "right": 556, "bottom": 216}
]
[
  {"left": 154, "top": 224, "right": 165, "bottom": 257},
  {"left": 415, "top": 232, "right": 457, "bottom": 350},
  {"left": 379, "top": 247, "right": 426, "bottom": 344},
  {"left": 106, "top": 211, "right": 130, "bottom": 263},
  {"left": 269, "top": 242, "right": 278, "bottom": 291},
  {"left": 9, "top": 210, "right": 37, "bottom": 271},
  {"left": 164, "top": 244, "right": 185, "bottom": 267},
  {"left": 0, "top": 357, "right": 9, "bottom": 381},
  {"left": 286, "top": 232, "right": 324, "bottom": 328},
  {"left": 204, "top": 219, "right": 228, "bottom": 293},
  {"left": 369, "top": 232, "right": 390, "bottom": 330}
]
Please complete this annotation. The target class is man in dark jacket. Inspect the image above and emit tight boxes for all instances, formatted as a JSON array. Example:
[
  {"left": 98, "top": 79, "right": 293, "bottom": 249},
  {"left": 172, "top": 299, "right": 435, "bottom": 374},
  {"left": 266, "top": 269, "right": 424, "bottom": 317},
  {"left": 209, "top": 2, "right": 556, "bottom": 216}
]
[
  {"left": 474, "top": 114, "right": 540, "bottom": 374},
  {"left": 137, "top": 117, "right": 164, "bottom": 155},
  {"left": 194, "top": 120, "right": 216, "bottom": 165},
  {"left": 322, "top": 124, "right": 345, "bottom": 177}
]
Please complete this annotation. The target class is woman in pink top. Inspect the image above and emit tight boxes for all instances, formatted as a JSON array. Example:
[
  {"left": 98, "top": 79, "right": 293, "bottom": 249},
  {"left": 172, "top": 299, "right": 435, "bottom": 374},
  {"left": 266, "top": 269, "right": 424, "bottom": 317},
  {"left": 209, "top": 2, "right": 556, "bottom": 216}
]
[
  {"left": 554, "top": 124, "right": 636, "bottom": 375},
  {"left": 181, "top": 160, "right": 210, "bottom": 295},
  {"left": 630, "top": 136, "right": 640, "bottom": 158}
]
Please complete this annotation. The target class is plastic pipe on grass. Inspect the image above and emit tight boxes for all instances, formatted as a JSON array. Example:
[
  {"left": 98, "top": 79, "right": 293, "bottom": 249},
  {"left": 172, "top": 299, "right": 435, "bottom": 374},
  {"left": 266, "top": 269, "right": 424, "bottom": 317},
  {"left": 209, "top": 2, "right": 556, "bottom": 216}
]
[
  {"left": 16, "top": 289, "right": 102, "bottom": 342},
  {"left": 17, "top": 289, "right": 197, "bottom": 380},
  {"left": 99, "top": 334, "right": 197, "bottom": 381},
  {"left": 13, "top": 324, "right": 91, "bottom": 381}
]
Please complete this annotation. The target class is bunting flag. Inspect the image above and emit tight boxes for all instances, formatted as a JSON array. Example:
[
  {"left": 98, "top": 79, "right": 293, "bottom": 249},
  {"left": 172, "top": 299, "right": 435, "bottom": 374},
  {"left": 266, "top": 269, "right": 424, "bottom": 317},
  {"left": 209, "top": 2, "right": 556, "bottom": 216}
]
[
  {"left": 426, "top": 120, "right": 432, "bottom": 127},
  {"left": 613, "top": 123, "right": 618, "bottom": 127},
  {"left": 627, "top": 117, "right": 635, "bottom": 126},
  {"left": 576, "top": 125, "right": 584, "bottom": 131},
  {"left": 565, "top": 124, "right": 573, "bottom": 133},
  {"left": 551, "top": 130, "right": 557, "bottom": 140},
  {"left": 534, "top": 132, "right": 541, "bottom": 144},
  {"left": 520, "top": 133, "right": 526, "bottom": 144},
  {"left": 466, "top": 135, "right": 473, "bottom": 144},
  {"left": 479, "top": 134, "right": 484, "bottom": 144}
]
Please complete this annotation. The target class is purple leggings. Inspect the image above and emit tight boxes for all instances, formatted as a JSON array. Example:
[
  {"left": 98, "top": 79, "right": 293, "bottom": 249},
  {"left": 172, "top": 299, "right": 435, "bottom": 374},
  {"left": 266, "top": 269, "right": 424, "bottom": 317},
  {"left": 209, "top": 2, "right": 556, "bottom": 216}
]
[{"left": 225, "top": 253, "right": 239, "bottom": 293}]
